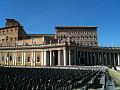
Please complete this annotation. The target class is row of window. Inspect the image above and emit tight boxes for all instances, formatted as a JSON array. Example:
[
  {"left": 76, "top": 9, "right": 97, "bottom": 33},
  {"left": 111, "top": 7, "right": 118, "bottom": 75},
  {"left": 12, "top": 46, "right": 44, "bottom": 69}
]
[
  {"left": 1, "top": 37, "right": 17, "bottom": 42},
  {"left": 58, "top": 31, "right": 96, "bottom": 35},
  {"left": 77, "top": 42, "right": 97, "bottom": 46},
  {"left": 60, "top": 35, "right": 97, "bottom": 39},
  {"left": 1, "top": 56, "right": 40, "bottom": 62},
  {"left": 0, "top": 29, "right": 16, "bottom": 34},
  {"left": 60, "top": 35, "right": 97, "bottom": 41}
]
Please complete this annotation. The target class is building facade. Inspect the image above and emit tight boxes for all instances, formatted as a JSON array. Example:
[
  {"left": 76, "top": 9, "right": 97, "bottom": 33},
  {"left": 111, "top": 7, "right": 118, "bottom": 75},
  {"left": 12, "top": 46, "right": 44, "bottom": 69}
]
[
  {"left": 55, "top": 26, "right": 98, "bottom": 47},
  {"left": 0, "top": 19, "right": 120, "bottom": 66},
  {"left": 0, "top": 19, "right": 28, "bottom": 46}
]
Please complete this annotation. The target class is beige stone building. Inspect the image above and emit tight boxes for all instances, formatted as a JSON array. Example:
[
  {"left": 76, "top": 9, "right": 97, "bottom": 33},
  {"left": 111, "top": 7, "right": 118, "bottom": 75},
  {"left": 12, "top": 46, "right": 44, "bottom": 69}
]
[
  {"left": 0, "top": 19, "right": 120, "bottom": 66},
  {"left": 55, "top": 26, "right": 98, "bottom": 47},
  {"left": 0, "top": 19, "right": 28, "bottom": 46}
]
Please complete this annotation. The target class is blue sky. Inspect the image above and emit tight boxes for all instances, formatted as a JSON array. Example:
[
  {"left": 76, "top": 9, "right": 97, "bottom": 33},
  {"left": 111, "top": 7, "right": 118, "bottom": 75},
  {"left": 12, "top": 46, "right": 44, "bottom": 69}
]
[{"left": 0, "top": 0, "right": 120, "bottom": 46}]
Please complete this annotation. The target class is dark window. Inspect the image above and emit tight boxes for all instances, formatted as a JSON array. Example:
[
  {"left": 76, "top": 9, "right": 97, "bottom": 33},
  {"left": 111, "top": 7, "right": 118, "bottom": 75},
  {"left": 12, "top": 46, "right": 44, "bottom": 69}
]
[
  {"left": 94, "top": 35, "right": 97, "bottom": 40},
  {"left": 94, "top": 42, "right": 97, "bottom": 46},
  {"left": 60, "top": 35, "right": 62, "bottom": 40},
  {"left": 2, "top": 56, "right": 4, "bottom": 61},
  {"left": 64, "top": 35, "right": 65, "bottom": 38},
  {"left": 37, "top": 57, "right": 40, "bottom": 62},
  {"left": 6, "top": 30, "right": 8, "bottom": 33},
  {"left": 15, "top": 27, "right": 17, "bottom": 30},
  {"left": 10, "top": 55, "right": 12, "bottom": 62},
  {"left": 10, "top": 38, "right": 13, "bottom": 41},
  {"left": 2, "top": 39, "right": 4, "bottom": 42},
  {"left": 27, "top": 57, "right": 30, "bottom": 62},
  {"left": 15, "top": 37, "right": 17, "bottom": 41},
  {"left": 6, "top": 39, "right": 8, "bottom": 42},
  {"left": 18, "top": 57, "right": 21, "bottom": 62},
  {"left": 3, "top": 31, "right": 5, "bottom": 34},
  {"left": 91, "top": 43, "right": 93, "bottom": 46},
  {"left": 11, "top": 29, "right": 13, "bottom": 33}
]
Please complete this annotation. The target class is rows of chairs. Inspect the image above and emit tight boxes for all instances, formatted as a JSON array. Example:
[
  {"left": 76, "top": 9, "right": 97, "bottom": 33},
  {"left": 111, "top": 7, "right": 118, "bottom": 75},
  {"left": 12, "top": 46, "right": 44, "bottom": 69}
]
[
  {"left": 86, "top": 71, "right": 104, "bottom": 89},
  {"left": 0, "top": 66, "right": 102, "bottom": 90}
]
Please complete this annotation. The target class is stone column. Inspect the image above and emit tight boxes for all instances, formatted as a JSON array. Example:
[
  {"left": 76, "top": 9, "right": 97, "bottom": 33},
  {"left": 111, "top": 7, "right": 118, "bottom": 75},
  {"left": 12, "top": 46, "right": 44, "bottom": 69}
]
[
  {"left": 14, "top": 52, "right": 17, "bottom": 66},
  {"left": 94, "top": 52, "right": 96, "bottom": 65},
  {"left": 58, "top": 50, "right": 61, "bottom": 66},
  {"left": 12, "top": 53, "right": 14, "bottom": 65},
  {"left": 44, "top": 51, "right": 46, "bottom": 66},
  {"left": 109, "top": 53, "right": 112, "bottom": 65},
  {"left": 90, "top": 52, "right": 93, "bottom": 65},
  {"left": 50, "top": 50, "right": 52, "bottom": 66},
  {"left": 33, "top": 51, "right": 36, "bottom": 66},
  {"left": 105, "top": 53, "right": 108, "bottom": 65},
  {"left": 74, "top": 50, "right": 76, "bottom": 65},
  {"left": 113, "top": 53, "right": 116, "bottom": 66},
  {"left": 83, "top": 51, "right": 86, "bottom": 65},
  {"left": 24, "top": 51, "right": 26, "bottom": 66},
  {"left": 101, "top": 53, "right": 103, "bottom": 65},
  {"left": 97, "top": 53, "right": 100, "bottom": 65},
  {"left": 79, "top": 51, "right": 81, "bottom": 65},
  {"left": 6, "top": 53, "right": 9, "bottom": 66},
  {"left": 52, "top": 51, "right": 55, "bottom": 65},
  {"left": 99, "top": 53, "right": 102, "bottom": 65},
  {"left": 118, "top": 53, "right": 120, "bottom": 65},
  {"left": 86, "top": 52, "right": 89, "bottom": 65},
  {"left": 31, "top": 51, "right": 33, "bottom": 66},
  {"left": 0, "top": 52, "right": 1, "bottom": 64},
  {"left": 76, "top": 50, "right": 78, "bottom": 65},
  {"left": 5, "top": 53, "right": 7, "bottom": 65},
  {"left": 69, "top": 50, "right": 71, "bottom": 66},
  {"left": 22, "top": 52, "right": 24, "bottom": 66},
  {"left": 41, "top": 51, "right": 44, "bottom": 66},
  {"left": 63, "top": 48, "right": 66, "bottom": 66}
]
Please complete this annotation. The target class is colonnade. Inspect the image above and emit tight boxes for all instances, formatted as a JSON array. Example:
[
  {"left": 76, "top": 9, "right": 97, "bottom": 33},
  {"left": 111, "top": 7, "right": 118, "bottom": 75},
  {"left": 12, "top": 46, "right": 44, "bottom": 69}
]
[
  {"left": 0, "top": 48, "right": 66, "bottom": 66},
  {"left": 0, "top": 48, "right": 120, "bottom": 66},
  {"left": 69, "top": 51, "right": 120, "bottom": 66}
]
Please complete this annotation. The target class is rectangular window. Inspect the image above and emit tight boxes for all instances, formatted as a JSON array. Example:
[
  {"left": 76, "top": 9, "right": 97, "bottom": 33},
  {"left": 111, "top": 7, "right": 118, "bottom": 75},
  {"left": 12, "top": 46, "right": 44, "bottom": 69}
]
[
  {"left": 3, "top": 31, "right": 5, "bottom": 34},
  {"left": 37, "top": 57, "right": 40, "bottom": 62},
  {"left": 2, "top": 39, "right": 4, "bottom": 42},
  {"left": 6, "top": 30, "right": 8, "bottom": 33},
  {"left": 11, "top": 29, "right": 13, "bottom": 33},
  {"left": 2, "top": 56, "right": 4, "bottom": 61},
  {"left": 27, "top": 57, "right": 30, "bottom": 62},
  {"left": 18, "top": 57, "right": 21, "bottom": 62},
  {"left": 10, "top": 56, "right": 12, "bottom": 62},
  {"left": 6, "top": 39, "right": 8, "bottom": 42},
  {"left": 10, "top": 38, "right": 13, "bottom": 41},
  {"left": 15, "top": 37, "right": 17, "bottom": 41}
]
